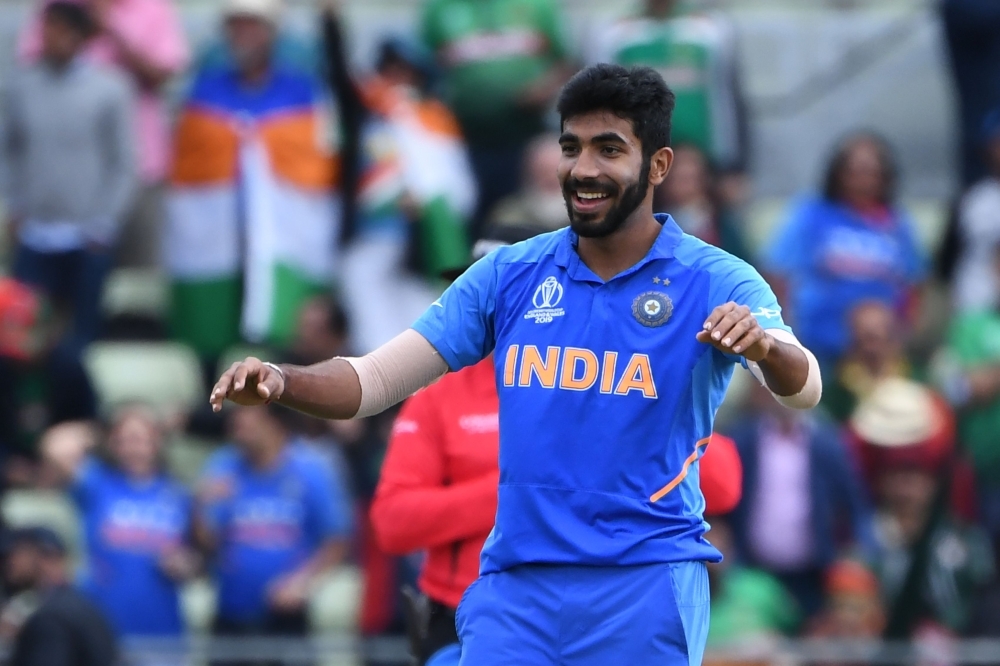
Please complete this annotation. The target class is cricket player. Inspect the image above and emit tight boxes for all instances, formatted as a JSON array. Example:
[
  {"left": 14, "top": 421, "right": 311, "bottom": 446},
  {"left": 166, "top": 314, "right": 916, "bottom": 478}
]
[{"left": 210, "top": 63, "right": 822, "bottom": 665}]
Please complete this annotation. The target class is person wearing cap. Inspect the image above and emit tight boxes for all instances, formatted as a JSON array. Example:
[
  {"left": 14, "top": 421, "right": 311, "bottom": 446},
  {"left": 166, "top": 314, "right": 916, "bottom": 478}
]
[
  {"left": 805, "top": 559, "right": 886, "bottom": 645},
  {"left": 849, "top": 378, "right": 995, "bottom": 637},
  {"left": 2, "top": 527, "right": 118, "bottom": 666},
  {"left": 370, "top": 225, "right": 745, "bottom": 666}
]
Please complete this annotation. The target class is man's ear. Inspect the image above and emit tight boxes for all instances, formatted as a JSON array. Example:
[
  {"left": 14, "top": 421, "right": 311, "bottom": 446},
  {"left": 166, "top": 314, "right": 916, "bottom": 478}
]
[{"left": 648, "top": 147, "right": 674, "bottom": 187}]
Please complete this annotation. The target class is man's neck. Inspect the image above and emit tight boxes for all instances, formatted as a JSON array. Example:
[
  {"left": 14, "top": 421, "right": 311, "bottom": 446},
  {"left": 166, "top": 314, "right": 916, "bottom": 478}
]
[
  {"left": 240, "top": 63, "right": 271, "bottom": 88},
  {"left": 577, "top": 211, "right": 662, "bottom": 281},
  {"left": 249, "top": 440, "right": 284, "bottom": 471},
  {"left": 42, "top": 55, "right": 75, "bottom": 72}
]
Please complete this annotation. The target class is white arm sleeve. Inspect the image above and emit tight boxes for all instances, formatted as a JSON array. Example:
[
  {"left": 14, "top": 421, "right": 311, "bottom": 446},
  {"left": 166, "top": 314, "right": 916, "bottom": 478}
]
[
  {"left": 342, "top": 329, "right": 450, "bottom": 418},
  {"left": 745, "top": 329, "right": 822, "bottom": 410}
]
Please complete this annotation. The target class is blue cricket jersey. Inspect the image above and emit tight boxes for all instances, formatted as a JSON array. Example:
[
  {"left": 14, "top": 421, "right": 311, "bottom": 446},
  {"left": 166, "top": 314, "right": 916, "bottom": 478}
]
[
  {"left": 73, "top": 460, "right": 191, "bottom": 636},
  {"left": 413, "top": 214, "right": 794, "bottom": 574},
  {"left": 199, "top": 445, "right": 353, "bottom": 623}
]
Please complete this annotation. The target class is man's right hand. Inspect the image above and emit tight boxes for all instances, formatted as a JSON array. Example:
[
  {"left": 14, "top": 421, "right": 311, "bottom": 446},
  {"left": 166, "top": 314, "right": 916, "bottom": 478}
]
[{"left": 209, "top": 357, "right": 285, "bottom": 412}]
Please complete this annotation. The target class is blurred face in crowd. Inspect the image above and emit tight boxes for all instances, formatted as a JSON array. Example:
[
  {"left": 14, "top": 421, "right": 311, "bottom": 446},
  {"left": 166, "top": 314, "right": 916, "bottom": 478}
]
[
  {"left": 522, "top": 135, "right": 568, "bottom": 227},
  {"left": 294, "top": 298, "right": 347, "bottom": 363},
  {"left": 4, "top": 543, "right": 40, "bottom": 594},
  {"left": 848, "top": 301, "right": 898, "bottom": 370},
  {"left": 379, "top": 56, "right": 422, "bottom": 91},
  {"left": 225, "top": 14, "right": 275, "bottom": 78},
  {"left": 229, "top": 405, "right": 284, "bottom": 463},
  {"left": 826, "top": 590, "right": 885, "bottom": 638},
  {"left": 109, "top": 409, "right": 162, "bottom": 480},
  {"left": 837, "top": 138, "right": 888, "bottom": 209},
  {"left": 41, "top": 12, "right": 88, "bottom": 65},
  {"left": 878, "top": 467, "right": 936, "bottom": 539},
  {"left": 660, "top": 145, "right": 710, "bottom": 207},
  {"left": 645, "top": 0, "right": 680, "bottom": 18},
  {"left": 559, "top": 112, "right": 659, "bottom": 238}
]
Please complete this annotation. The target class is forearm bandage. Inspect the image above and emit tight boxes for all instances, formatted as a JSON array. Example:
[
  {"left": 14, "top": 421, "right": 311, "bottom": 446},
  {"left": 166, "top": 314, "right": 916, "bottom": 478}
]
[
  {"left": 746, "top": 329, "right": 823, "bottom": 410},
  {"left": 342, "top": 329, "right": 450, "bottom": 418}
]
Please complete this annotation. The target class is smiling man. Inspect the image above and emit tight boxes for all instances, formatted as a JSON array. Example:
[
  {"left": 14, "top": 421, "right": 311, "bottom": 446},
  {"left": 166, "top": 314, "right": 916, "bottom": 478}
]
[{"left": 209, "top": 64, "right": 822, "bottom": 665}]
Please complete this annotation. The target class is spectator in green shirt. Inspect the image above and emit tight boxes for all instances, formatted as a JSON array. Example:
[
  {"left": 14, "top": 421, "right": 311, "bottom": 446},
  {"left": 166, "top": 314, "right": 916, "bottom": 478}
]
[
  {"left": 705, "top": 518, "right": 800, "bottom": 650},
  {"left": 593, "top": 0, "right": 748, "bottom": 204},
  {"left": 944, "top": 240, "right": 1000, "bottom": 547},
  {"left": 421, "top": 0, "right": 573, "bottom": 235}
]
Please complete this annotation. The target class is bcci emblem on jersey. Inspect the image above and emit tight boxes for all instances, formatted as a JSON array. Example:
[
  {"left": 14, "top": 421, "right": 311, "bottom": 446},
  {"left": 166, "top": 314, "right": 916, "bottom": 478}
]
[
  {"left": 525, "top": 276, "right": 566, "bottom": 324},
  {"left": 632, "top": 291, "right": 673, "bottom": 327}
]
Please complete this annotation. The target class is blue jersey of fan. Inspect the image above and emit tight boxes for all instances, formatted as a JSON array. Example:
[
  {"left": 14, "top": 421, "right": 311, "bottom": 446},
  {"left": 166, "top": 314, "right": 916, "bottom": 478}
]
[{"left": 413, "top": 214, "right": 793, "bottom": 574}]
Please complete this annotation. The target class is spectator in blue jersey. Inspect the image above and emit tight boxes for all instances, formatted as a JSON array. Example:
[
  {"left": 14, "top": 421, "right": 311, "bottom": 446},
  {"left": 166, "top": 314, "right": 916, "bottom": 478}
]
[
  {"left": 210, "top": 64, "right": 823, "bottom": 665},
  {"left": 195, "top": 402, "right": 352, "bottom": 642},
  {"left": 765, "top": 133, "right": 926, "bottom": 373},
  {"left": 39, "top": 407, "right": 199, "bottom": 639}
]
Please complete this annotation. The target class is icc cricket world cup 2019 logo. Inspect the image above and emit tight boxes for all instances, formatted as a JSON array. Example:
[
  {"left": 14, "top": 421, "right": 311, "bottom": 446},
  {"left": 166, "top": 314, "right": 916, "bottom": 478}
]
[{"left": 525, "top": 277, "right": 566, "bottom": 324}]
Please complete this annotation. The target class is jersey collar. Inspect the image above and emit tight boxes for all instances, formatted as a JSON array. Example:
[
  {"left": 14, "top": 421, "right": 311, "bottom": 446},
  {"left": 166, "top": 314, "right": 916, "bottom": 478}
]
[{"left": 555, "top": 213, "right": 684, "bottom": 283}]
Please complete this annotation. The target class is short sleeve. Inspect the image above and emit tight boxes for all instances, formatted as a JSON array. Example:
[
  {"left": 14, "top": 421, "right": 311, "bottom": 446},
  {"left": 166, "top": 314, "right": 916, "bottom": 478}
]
[
  {"left": 303, "top": 461, "right": 353, "bottom": 545},
  {"left": 708, "top": 253, "right": 794, "bottom": 367},
  {"left": 411, "top": 252, "right": 498, "bottom": 371},
  {"left": 764, "top": 200, "right": 813, "bottom": 276},
  {"left": 717, "top": 258, "right": 793, "bottom": 335}
]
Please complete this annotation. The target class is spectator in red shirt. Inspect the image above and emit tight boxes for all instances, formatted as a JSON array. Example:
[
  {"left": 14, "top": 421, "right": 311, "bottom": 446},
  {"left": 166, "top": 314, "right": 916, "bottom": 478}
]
[{"left": 370, "top": 223, "right": 744, "bottom": 666}]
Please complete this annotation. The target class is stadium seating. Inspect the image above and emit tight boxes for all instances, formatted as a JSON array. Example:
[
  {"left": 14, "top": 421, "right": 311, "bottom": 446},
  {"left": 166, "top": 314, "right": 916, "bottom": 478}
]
[{"left": 83, "top": 341, "right": 204, "bottom": 416}]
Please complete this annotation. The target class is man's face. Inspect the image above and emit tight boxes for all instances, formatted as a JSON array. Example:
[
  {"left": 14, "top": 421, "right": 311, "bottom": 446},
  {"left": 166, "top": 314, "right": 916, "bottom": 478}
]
[
  {"left": 661, "top": 146, "right": 709, "bottom": 206},
  {"left": 558, "top": 112, "right": 657, "bottom": 239},
  {"left": 225, "top": 15, "right": 274, "bottom": 74},
  {"left": 110, "top": 412, "right": 160, "bottom": 479},
  {"left": 849, "top": 302, "right": 896, "bottom": 366},
  {"left": 41, "top": 15, "right": 85, "bottom": 64}
]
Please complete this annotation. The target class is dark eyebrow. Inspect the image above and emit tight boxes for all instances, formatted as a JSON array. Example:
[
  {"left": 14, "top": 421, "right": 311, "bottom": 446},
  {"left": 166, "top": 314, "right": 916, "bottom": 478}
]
[
  {"left": 558, "top": 132, "right": 579, "bottom": 144},
  {"left": 591, "top": 132, "right": 628, "bottom": 145}
]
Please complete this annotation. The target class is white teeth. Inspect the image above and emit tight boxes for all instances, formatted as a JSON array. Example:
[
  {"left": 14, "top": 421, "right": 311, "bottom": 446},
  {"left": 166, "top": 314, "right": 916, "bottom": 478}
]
[{"left": 577, "top": 192, "right": 608, "bottom": 200}]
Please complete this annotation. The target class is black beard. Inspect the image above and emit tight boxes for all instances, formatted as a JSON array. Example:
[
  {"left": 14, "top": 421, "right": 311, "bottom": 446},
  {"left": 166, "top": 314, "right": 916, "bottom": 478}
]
[{"left": 564, "top": 164, "right": 651, "bottom": 239}]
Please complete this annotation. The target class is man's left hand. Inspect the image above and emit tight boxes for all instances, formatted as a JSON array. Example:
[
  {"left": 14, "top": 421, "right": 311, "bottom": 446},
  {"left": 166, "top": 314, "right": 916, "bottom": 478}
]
[
  {"left": 267, "top": 573, "right": 310, "bottom": 612},
  {"left": 696, "top": 302, "right": 773, "bottom": 362}
]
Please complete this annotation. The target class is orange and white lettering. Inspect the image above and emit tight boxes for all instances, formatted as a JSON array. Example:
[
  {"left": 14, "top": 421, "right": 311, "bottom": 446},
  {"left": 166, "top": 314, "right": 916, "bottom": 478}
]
[
  {"left": 559, "top": 348, "right": 599, "bottom": 391},
  {"left": 518, "top": 345, "right": 560, "bottom": 389},
  {"left": 503, "top": 345, "right": 519, "bottom": 387},
  {"left": 600, "top": 352, "right": 618, "bottom": 394},
  {"left": 614, "top": 354, "right": 658, "bottom": 399}
]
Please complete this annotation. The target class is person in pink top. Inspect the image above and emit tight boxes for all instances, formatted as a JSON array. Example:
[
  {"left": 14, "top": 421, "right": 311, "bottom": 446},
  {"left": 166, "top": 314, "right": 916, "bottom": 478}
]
[{"left": 18, "top": 0, "right": 189, "bottom": 267}]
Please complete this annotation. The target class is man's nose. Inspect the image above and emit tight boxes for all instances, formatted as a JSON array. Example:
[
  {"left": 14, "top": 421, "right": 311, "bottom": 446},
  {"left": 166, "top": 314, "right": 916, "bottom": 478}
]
[{"left": 570, "top": 148, "right": 601, "bottom": 181}]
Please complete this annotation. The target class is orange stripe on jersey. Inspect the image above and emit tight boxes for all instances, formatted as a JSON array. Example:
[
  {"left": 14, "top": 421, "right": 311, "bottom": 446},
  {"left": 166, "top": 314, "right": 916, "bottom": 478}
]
[
  {"left": 650, "top": 437, "right": 711, "bottom": 503},
  {"left": 259, "top": 112, "right": 338, "bottom": 190},
  {"left": 170, "top": 110, "right": 239, "bottom": 185}
]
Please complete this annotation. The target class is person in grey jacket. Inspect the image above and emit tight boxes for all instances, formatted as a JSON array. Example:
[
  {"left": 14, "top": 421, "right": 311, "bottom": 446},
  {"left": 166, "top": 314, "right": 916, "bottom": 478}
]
[{"left": 1, "top": 0, "right": 136, "bottom": 363}]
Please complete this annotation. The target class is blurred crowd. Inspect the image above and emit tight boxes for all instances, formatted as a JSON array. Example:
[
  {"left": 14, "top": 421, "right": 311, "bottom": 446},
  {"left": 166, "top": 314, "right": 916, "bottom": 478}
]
[{"left": 0, "top": 0, "right": 999, "bottom": 663}]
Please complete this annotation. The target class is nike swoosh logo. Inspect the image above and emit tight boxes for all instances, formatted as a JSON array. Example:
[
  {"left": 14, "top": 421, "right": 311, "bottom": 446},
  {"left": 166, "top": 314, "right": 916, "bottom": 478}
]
[{"left": 432, "top": 301, "right": 444, "bottom": 308}]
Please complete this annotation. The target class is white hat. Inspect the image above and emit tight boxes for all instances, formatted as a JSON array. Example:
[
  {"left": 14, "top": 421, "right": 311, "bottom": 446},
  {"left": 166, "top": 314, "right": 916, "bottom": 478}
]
[
  {"left": 849, "top": 377, "right": 942, "bottom": 448},
  {"left": 224, "top": 0, "right": 282, "bottom": 24}
]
